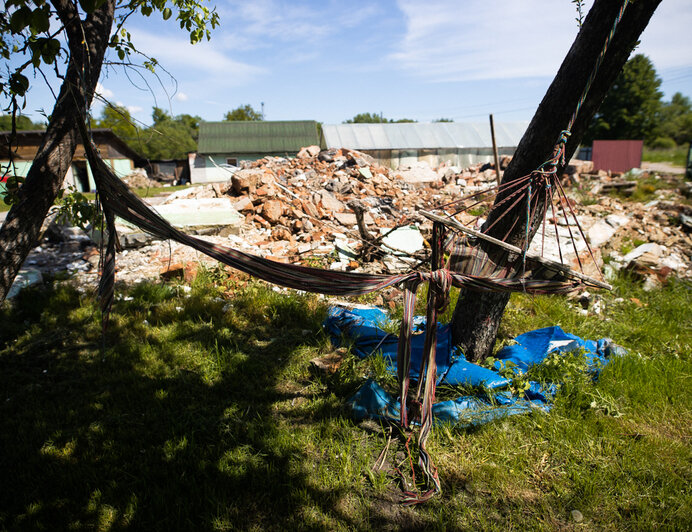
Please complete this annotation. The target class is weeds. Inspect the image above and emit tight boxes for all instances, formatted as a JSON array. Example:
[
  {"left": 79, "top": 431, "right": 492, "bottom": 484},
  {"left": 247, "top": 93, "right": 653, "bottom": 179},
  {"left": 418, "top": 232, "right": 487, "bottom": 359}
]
[
  {"left": 0, "top": 272, "right": 689, "bottom": 530},
  {"left": 642, "top": 144, "right": 688, "bottom": 167}
]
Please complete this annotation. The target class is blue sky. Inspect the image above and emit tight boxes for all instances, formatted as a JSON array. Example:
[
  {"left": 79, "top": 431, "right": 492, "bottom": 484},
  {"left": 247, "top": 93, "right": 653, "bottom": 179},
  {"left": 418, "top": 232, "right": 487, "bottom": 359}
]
[{"left": 11, "top": 0, "right": 692, "bottom": 127}]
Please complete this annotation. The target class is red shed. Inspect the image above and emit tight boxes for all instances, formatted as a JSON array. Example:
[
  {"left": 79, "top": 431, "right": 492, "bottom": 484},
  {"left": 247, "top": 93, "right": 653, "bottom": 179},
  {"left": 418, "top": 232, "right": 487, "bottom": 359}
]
[{"left": 591, "top": 139, "right": 643, "bottom": 173}]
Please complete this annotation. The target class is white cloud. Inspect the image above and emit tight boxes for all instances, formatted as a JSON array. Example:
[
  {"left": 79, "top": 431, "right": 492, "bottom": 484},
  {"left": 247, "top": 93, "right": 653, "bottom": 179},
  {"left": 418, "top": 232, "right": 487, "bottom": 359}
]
[
  {"left": 95, "top": 81, "right": 114, "bottom": 99},
  {"left": 174, "top": 92, "right": 189, "bottom": 102},
  {"left": 114, "top": 102, "right": 143, "bottom": 116},
  {"left": 129, "top": 29, "right": 265, "bottom": 85},
  {"left": 391, "top": 0, "right": 692, "bottom": 83},
  {"left": 217, "top": 1, "right": 381, "bottom": 51},
  {"left": 637, "top": 0, "right": 692, "bottom": 71},
  {"left": 391, "top": 0, "right": 581, "bottom": 82}
]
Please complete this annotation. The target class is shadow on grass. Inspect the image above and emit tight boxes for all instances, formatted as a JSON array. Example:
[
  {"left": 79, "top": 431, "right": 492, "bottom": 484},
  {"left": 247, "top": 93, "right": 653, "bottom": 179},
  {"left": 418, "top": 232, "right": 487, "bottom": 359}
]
[{"left": 0, "top": 282, "right": 377, "bottom": 530}]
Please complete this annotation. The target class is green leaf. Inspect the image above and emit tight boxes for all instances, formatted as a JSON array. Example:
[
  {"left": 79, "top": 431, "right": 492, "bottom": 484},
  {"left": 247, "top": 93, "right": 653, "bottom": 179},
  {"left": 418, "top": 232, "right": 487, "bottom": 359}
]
[
  {"left": 9, "top": 73, "right": 29, "bottom": 96},
  {"left": 9, "top": 5, "right": 32, "bottom": 33},
  {"left": 78, "top": 0, "right": 98, "bottom": 15},
  {"left": 29, "top": 7, "right": 51, "bottom": 34},
  {"left": 40, "top": 39, "right": 61, "bottom": 64},
  {"left": 162, "top": 7, "right": 172, "bottom": 20}
]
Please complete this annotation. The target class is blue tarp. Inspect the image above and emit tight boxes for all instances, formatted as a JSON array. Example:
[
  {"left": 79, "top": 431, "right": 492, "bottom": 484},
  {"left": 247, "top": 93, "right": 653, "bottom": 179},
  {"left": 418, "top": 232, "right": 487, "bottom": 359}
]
[{"left": 324, "top": 306, "right": 626, "bottom": 426}]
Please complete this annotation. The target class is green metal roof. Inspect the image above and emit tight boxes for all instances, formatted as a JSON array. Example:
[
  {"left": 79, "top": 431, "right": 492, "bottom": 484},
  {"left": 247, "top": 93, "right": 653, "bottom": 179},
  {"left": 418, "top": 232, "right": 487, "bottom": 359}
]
[{"left": 197, "top": 120, "right": 321, "bottom": 154}]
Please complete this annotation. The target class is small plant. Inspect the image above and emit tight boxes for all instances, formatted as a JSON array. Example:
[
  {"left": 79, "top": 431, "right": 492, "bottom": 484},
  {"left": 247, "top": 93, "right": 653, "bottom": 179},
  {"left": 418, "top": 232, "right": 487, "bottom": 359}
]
[
  {"left": 365, "top": 468, "right": 391, "bottom": 493},
  {"left": 54, "top": 186, "right": 100, "bottom": 230},
  {"left": 1, "top": 174, "right": 24, "bottom": 206},
  {"left": 368, "top": 351, "right": 397, "bottom": 388},
  {"left": 572, "top": 0, "right": 586, "bottom": 27},
  {"left": 301, "top": 255, "right": 330, "bottom": 269},
  {"left": 468, "top": 205, "right": 489, "bottom": 217},
  {"left": 619, "top": 236, "right": 635, "bottom": 256},
  {"left": 481, "top": 355, "right": 532, "bottom": 395},
  {"left": 526, "top": 347, "right": 595, "bottom": 393}
]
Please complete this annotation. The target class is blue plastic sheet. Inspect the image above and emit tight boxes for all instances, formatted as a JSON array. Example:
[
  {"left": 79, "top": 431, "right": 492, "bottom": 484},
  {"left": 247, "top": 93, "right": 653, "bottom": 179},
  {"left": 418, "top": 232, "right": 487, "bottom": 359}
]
[
  {"left": 325, "top": 306, "right": 509, "bottom": 389},
  {"left": 325, "top": 306, "right": 626, "bottom": 427}
]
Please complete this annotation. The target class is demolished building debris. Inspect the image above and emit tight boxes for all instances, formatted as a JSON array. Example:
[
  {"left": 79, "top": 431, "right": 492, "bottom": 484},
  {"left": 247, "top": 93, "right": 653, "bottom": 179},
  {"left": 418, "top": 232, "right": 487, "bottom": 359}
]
[{"left": 9, "top": 146, "right": 692, "bottom": 298}]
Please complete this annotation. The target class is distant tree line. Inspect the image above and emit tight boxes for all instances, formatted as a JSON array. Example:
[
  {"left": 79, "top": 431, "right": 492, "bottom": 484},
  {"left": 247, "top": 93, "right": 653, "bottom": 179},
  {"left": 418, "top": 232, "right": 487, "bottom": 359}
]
[
  {"left": 344, "top": 112, "right": 417, "bottom": 124},
  {"left": 0, "top": 114, "right": 45, "bottom": 131},
  {"left": 89, "top": 105, "right": 199, "bottom": 160}
]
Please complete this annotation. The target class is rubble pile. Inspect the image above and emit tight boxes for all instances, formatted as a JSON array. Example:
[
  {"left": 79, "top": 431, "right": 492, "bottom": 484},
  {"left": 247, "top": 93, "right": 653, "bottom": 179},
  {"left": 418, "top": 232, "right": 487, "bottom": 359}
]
[
  {"left": 10, "top": 147, "right": 692, "bottom": 296},
  {"left": 584, "top": 197, "right": 691, "bottom": 290},
  {"left": 121, "top": 169, "right": 161, "bottom": 189},
  {"left": 156, "top": 147, "right": 502, "bottom": 271}
]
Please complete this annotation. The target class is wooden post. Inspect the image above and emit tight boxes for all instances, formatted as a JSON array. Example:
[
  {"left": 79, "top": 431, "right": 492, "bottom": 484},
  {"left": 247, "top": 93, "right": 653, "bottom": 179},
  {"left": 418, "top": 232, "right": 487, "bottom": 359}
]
[{"left": 489, "top": 114, "right": 501, "bottom": 180}]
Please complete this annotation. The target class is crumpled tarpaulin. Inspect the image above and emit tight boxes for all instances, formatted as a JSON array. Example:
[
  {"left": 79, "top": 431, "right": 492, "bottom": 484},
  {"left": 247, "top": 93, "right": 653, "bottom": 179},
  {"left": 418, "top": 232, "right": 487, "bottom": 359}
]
[{"left": 324, "top": 306, "right": 626, "bottom": 426}]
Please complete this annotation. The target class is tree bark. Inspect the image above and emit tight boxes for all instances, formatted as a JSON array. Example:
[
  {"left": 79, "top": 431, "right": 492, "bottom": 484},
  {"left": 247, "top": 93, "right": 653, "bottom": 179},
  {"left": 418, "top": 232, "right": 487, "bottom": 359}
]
[
  {"left": 451, "top": 0, "right": 662, "bottom": 362},
  {"left": 0, "top": 1, "right": 114, "bottom": 303}
]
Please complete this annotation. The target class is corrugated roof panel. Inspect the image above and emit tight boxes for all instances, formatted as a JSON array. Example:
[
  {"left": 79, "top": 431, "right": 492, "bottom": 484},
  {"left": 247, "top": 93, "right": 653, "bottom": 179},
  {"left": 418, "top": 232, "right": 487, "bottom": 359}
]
[
  {"left": 198, "top": 121, "right": 320, "bottom": 154},
  {"left": 323, "top": 122, "right": 528, "bottom": 150},
  {"left": 493, "top": 122, "right": 525, "bottom": 146},
  {"left": 369, "top": 124, "right": 390, "bottom": 150}
]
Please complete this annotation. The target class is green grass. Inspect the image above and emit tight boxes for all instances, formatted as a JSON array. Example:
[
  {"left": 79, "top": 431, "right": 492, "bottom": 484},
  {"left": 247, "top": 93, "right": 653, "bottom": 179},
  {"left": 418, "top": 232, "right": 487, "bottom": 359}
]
[
  {"left": 607, "top": 172, "right": 686, "bottom": 203},
  {"left": 642, "top": 144, "right": 689, "bottom": 167},
  {"left": 78, "top": 184, "right": 192, "bottom": 202},
  {"left": 0, "top": 270, "right": 690, "bottom": 530},
  {"left": 0, "top": 184, "right": 191, "bottom": 212}
]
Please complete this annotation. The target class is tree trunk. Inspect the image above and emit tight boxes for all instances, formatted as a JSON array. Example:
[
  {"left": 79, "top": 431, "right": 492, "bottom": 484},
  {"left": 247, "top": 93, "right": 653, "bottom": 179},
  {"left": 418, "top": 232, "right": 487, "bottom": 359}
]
[
  {"left": 0, "top": 1, "right": 114, "bottom": 303},
  {"left": 451, "top": 0, "right": 662, "bottom": 362}
]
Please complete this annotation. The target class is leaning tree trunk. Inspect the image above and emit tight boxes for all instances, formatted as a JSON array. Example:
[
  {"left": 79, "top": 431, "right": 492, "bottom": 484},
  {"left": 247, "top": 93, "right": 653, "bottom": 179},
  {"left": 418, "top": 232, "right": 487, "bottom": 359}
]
[
  {"left": 0, "top": 0, "right": 114, "bottom": 303},
  {"left": 451, "top": 0, "right": 662, "bottom": 362}
]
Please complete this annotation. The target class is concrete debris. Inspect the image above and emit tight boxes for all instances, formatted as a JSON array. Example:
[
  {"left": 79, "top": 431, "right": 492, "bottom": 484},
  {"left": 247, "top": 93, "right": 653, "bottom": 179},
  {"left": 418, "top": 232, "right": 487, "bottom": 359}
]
[
  {"left": 297, "top": 145, "right": 321, "bottom": 159},
  {"left": 380, "top": 226, "right": 425, "bottom": 256},
  {"left": 622, "top": 243, "right": 663, "bottom": 264},
  {"left": 8, "top": 151, "right": 691, "bottom": 298},
  {"left": 121, "top": 170, "right": 160, "bottom": 189},
  {"left": 231, "top": 169, "right": 265, "bottom": 195},
  {"left": 7, "top": 268, "right": 43, "bottom": 299},
  {"left": 153, "top": 198, "right": 243, "bottom": 231},
  {"left": 587, "top": 214, "right": 630, "bottom": 248},
  {"left": 395, "top": 161, "right": 440, "bottom": 185}
]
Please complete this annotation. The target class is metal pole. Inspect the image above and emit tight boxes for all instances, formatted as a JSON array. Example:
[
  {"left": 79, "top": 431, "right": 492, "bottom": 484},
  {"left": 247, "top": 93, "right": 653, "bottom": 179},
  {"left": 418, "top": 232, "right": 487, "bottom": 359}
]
[{"left": 489, "top": 114, "right": 501, "bottom": 180}]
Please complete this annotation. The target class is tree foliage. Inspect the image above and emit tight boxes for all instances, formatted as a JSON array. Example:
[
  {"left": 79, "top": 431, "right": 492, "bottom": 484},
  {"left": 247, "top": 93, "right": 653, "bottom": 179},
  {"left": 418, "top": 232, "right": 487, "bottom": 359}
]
[
  {"left": 657, "top": 92, "right": 692, "bottom": 145},
  {"left": 94, "top": 104, "right": 139, "bottom": 142},
  {"left": 141, "top": 121, "right": 196, "bottom": 159},
  {"left": 224, "top": 104, "right": 262, "bottom": 121},
  {"left": 141, "top": 106, "right": 198, "bottom": 159},
  {"left": 1, "top": 1, "right": 218, "bottom": 125},
  {"left": 344, "top": 112, "right": 417, "bottom": 124},
  {"left": 0, "top": 0, "right": 219, "bottom": 304},
  {"left": 585, "top": 54, "right": 663, "bottom": 143},
  {"left": 584, "top": 54, "right": 692, "bottom": 146},
  {"left": 93, "top": 105, "right": 199, "bottom": 160},
  {"left": 0, "top": 113, "right": 43, "bottom": 130}
]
